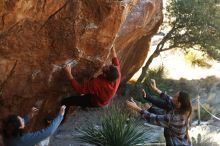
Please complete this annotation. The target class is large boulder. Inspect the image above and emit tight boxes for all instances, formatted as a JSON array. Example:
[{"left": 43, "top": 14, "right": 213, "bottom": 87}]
[{"left": 0, "top": 0, "right": 163, "bottom": 142}]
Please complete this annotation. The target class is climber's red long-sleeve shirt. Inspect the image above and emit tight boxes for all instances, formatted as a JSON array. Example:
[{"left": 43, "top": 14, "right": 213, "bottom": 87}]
[{"left": 69, "top": 57, "right": 121, "bottom": 107}]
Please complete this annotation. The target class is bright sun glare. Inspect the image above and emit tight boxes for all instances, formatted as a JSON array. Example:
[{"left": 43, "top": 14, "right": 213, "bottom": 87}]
[
  {"left": 189, "top": 125, "right": 220, "bottom": 145},
  {"left": 131, "top": 35, "right": 220, "bottom": 81}
]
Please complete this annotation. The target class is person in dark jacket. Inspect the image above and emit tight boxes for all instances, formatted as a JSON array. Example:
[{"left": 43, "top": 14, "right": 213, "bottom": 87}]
[{"left": 3, "top": 105, "right": 66, "bottom": 146}]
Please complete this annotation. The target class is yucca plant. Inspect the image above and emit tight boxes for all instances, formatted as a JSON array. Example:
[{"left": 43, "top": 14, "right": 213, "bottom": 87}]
[
  {"left": 77, "top": 126, "right": 106, "bottom": 146},
  {"left": 77, "top": 105, "right": 145, "bottom": 146}
]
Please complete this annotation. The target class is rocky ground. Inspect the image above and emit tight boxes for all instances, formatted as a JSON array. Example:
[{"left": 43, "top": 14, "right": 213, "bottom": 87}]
[
  {"left": 50, "top": 76, "right": 220, "bottom": 146},
  {"left": 50, "top": 108, "right": 104, "bottom": 146},
  {"left": 49, "top": 94, "right": 166, "bottom": 146}
]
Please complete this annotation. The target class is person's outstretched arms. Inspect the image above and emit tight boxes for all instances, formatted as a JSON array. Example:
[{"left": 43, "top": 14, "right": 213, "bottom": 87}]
[
  {"left": 147, "top": 79, "right": 173, "bottom": 111},
  {"left": 150, "top": 79, "right": 162, "bottom": 95},
  {"left": 141, "top": 89, "right": 170, "bottom": 111},
  {"left": 64, "top": 64, "right": 74, "bottom": 80},
  {"left": 111, "top": 46, "right": 120, "bottom": 68},
  {"left": 126, "top": 99, "right": 143, "bottom": 112},
  {"left": 127, "top": 100, "right": 169, "bottom": 128},
  {"left": 111, "top": 45, "right": 117, "bottom": 58},
  {"left": 21, "top": 106, "right": 66, "bottom": 145}
]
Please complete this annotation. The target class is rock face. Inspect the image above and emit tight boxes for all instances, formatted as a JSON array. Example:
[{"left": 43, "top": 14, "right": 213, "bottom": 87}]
[{"left": 0, "top": 0, "right": 163, "bottom": 143}]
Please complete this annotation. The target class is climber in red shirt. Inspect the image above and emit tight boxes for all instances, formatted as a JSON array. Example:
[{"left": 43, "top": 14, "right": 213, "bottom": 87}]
[{"left": 61, "top": 46, "right": 121, "bottom": 122}]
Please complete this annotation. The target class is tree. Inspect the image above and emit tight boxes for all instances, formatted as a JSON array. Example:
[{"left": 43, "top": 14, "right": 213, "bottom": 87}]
[{"left": 137, "top": 0, "right": 220, "bottom": 82}]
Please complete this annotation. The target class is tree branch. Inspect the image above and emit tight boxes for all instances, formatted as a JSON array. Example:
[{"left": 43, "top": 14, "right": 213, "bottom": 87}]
[{"left": 137, "top": 22, "right": 178, "bottom": 82}]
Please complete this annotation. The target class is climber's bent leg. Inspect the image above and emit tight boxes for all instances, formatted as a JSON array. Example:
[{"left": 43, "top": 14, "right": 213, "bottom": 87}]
[{"left": 60, "top": 94, "right": 96, "bottom": 123}]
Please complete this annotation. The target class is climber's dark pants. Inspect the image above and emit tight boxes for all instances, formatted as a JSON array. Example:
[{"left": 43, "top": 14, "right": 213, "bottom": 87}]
[{"left": 61, "top": 94, "right": 98, "bottom": 123}]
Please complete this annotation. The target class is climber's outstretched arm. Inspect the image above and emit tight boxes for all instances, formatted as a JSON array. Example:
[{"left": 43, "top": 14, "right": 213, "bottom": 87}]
[
  {"left": 64, "top": 64, "right": 74, "bottom": 80},
  {"left": 111, "top": 45, "right": 117, "bottom": 58}
]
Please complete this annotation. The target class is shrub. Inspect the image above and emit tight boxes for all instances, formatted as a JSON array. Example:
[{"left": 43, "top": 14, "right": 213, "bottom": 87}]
[
  {"left": 184, "top": 52, "right": 211, "bottom": 68},
  {"left": 77, "top": 106, "right": 145, "bottom": 146},
  {"left": 143, "top": 66, "right": 169, "bottom": 94},
  {"left": 128, "top": 66, "right": 170, "bottom": 104},
  {"left": 128, "top": 82, "right": 145, "bottom": 103}
]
